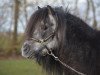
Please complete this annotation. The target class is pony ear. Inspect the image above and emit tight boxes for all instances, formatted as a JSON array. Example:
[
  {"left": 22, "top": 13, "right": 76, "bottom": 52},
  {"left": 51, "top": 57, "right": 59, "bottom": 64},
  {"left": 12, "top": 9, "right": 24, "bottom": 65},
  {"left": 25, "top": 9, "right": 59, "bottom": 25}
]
[
  {"left": 38, "top": 6, "right": 41, "bottom": 10},
  {"left": 47, "top": 5, "right": 55, "bottom": 15},
  {"left": 47, "top": 5, "right": 56, "bottom": 30}
]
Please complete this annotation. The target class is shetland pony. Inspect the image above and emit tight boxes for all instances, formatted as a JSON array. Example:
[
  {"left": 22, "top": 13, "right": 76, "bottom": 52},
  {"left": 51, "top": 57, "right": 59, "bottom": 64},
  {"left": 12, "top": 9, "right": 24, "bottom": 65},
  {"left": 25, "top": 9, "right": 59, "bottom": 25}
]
[{"left": 21, "top": 6, "right": 100, "bottom": 75}]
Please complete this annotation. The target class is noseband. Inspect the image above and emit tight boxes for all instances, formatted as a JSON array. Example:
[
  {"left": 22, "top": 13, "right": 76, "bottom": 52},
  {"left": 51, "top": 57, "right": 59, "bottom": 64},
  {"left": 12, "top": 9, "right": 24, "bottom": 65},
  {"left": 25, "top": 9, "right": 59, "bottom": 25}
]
[{"left": 30, "top": 31, "right": 55, "bottom": 45}]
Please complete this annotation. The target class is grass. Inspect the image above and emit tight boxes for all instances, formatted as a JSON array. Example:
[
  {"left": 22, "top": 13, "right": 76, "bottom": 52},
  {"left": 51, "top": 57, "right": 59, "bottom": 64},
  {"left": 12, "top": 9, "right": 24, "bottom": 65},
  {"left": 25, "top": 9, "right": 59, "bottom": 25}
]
[{"left": 0, "top": 58, "right": 46, "bottom": 75}]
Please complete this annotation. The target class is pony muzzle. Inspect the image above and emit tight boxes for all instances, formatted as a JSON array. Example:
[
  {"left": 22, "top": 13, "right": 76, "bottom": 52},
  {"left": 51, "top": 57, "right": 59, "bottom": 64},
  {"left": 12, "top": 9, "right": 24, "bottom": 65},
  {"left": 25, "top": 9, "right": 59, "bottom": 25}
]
[{"left": 41, "top": 48, "right": 48, "bottom": 56}]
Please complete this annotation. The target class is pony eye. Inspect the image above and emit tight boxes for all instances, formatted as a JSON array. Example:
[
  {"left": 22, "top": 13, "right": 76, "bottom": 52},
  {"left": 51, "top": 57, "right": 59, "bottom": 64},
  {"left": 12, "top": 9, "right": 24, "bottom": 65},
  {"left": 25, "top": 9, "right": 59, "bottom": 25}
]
[
  {"left": 51, "top": 23, "right": 54, "bottom": 26},
  {"left": 41, "top": 25, "right": 48, "bottom": 30}
]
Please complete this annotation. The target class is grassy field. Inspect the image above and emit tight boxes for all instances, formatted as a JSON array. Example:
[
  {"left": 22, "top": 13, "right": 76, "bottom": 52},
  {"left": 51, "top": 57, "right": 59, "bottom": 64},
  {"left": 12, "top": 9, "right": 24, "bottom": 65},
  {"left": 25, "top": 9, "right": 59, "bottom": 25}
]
[{"left": 0, "top": 58, "right": 46, "bottom": 75}]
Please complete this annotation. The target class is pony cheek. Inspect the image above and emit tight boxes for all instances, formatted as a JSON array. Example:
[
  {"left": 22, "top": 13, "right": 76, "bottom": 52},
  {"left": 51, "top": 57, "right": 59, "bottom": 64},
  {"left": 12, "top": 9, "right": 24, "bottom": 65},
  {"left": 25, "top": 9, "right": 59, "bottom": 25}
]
[{"left": 47, "top": 37, "right": 58, "bottom": 49}]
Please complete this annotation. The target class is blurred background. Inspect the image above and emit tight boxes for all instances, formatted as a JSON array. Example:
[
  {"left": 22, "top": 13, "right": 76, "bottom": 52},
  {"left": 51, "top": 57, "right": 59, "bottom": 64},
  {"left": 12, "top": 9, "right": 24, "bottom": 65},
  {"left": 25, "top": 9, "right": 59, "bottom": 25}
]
[{"left": 0, "top": 0, "right": 100, "bottom": 75}]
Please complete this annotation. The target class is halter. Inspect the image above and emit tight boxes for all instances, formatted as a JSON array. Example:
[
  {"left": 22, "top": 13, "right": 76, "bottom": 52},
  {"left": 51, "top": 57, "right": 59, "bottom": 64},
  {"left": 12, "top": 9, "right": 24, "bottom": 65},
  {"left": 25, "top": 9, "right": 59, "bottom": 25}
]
[
  {"left": 29, "top": 14, "right": 86, "bottom": 75},
  {"left": 30, "top": 31, "right": 55, "bottom": 45}
]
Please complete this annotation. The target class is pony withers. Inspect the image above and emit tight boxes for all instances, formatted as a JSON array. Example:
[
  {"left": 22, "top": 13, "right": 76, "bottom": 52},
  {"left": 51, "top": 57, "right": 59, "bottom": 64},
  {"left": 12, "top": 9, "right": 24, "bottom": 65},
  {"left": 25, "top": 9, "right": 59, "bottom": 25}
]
[{"left": 21, "top": 5, "right": 100, "bottom": 75}]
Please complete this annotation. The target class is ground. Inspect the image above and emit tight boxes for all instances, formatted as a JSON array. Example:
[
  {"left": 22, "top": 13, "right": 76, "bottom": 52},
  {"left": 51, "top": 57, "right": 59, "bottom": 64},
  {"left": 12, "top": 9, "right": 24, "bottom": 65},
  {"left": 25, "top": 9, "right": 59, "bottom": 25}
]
[{"left": 0, "top": 58, "right": 46, "bottom": 75}]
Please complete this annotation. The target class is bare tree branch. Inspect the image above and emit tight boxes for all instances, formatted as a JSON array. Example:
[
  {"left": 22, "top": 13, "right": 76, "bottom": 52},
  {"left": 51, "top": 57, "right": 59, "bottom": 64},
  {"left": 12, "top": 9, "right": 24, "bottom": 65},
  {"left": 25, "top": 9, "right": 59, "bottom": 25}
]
[
  {"left": 84, "top": 0, "right": 90, "bottom": 21},
  {"left": 90, "top": 0, "right": 97, "bottom": 29},
  {"left": 23, "top": 0, "right": 28, "bottom": 23},
  {"left": 74, "top": 0, "right": 79, "bottom": 16}
]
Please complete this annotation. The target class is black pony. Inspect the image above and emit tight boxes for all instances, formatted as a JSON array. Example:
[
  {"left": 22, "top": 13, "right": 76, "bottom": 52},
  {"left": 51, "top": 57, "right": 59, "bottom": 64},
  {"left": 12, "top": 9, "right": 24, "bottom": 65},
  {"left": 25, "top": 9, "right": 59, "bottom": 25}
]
[{"left": 21, "top": 5, "right": 100, "bottom": 75}]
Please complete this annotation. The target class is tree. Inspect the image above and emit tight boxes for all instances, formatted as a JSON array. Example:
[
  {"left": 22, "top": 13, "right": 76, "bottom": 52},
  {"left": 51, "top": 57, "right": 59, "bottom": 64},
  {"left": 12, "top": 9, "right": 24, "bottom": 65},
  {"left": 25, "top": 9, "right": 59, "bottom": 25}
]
[
  {"left": 12, "top": 0, "right": 20, "bottom": 54},
  {"left": 23, "top": 0, "right": 28, "bottom": 23},
  {"left": 74, "top": 0, "right": 79, "bottom": 16},
  {"left": 90, "top": 0, "right": 97, "bottom": 29},
  {"left": 84, "top": 0, "right": 90, "bottom": 21}
]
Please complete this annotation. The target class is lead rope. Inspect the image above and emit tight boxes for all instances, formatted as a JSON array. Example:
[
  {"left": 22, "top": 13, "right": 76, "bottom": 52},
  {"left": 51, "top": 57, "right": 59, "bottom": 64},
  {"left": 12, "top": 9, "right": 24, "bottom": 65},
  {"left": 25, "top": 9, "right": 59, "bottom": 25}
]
[
  {"left": 45, "top": 46, "right": 86, "bottom": 75},
  {"left": 31, "top": 32, "right": 86, "bottom": 75}
]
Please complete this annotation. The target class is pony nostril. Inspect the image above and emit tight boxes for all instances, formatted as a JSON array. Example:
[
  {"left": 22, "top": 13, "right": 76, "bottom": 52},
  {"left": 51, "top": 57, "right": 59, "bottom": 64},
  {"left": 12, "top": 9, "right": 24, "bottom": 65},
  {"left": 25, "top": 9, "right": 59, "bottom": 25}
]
[{"left": 22, "top": 43, "right": 30, "bottom": 53}]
